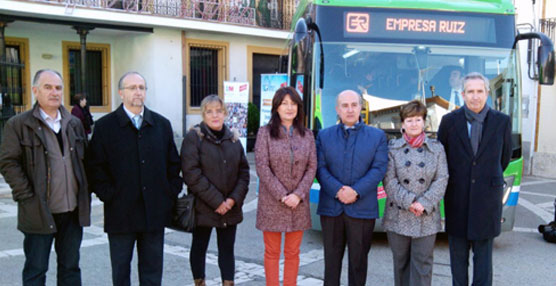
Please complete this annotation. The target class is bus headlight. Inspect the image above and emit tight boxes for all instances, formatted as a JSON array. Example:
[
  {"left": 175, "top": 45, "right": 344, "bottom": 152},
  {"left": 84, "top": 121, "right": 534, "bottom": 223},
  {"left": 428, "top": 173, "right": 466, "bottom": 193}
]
[{"left": 502, "top": 176, "right": 515, "bottom": 205}]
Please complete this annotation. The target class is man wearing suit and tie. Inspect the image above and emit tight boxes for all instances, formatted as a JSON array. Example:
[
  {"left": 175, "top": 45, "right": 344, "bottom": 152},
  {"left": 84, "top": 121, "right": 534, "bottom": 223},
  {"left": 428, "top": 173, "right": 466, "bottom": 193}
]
[
  {"left": 430, "top": 65, "right": 465, "bottom": 111},
  {"left": 437, "top": 72, "right": 512, "bottom": 286},
  {"left": 446, "top": 67, "right": 465, "bottom": 110}
]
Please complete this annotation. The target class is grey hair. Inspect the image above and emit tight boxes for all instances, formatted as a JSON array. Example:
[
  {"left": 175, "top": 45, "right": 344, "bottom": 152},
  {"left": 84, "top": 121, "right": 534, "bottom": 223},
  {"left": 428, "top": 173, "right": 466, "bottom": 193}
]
[
  {"left": 463, "top": 72, "right": 490, "bottom": 92},
  {"left": 336, "top": 89, "right": 364, "bottom": 106},
  {"left": 32, "top": 69, "right": 63, "bottom": 87},
  {"left": 200, "top": 95, "right": 228, "bottom": 117},
  {"left": 118, "top": 71, "right": 147, "bottom": 90}
]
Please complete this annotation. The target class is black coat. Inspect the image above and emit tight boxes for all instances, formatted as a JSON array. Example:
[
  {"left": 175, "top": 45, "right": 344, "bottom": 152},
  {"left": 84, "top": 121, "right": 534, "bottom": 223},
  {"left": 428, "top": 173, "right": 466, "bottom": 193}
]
[
  {"left": 181, "top": 123, "right": 250, "bottom": 228},
  {"left": 438, "top": 107, "right": 512, "bottom": 240},
  {"left": 87, "top": 105, "right": 182, "bottom": 233},
  {"left": 71, "top": 104, "right": 94, "bottom": 134}
]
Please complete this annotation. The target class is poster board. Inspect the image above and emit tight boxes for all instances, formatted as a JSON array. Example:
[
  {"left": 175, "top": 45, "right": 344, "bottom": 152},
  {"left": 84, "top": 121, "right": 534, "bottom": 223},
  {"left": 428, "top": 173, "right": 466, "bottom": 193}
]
[
  {"left": 259, "top": 74, "right": 288, "bottom": 127},
  {"left": 224, "top": 81, "right": 249, "bottom": 152}
]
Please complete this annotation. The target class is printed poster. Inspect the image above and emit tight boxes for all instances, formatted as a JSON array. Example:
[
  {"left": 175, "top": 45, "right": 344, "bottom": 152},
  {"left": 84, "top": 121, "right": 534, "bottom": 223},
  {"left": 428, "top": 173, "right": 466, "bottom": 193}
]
[
  {"left": 259, "top": 74, "right": 288, "bottom": 127},
  {"left": 224, "top": 81, "right": 249, "bottom": 152},
  {"left": 294, "top": 74, "right": 304, "bottom": 98}
]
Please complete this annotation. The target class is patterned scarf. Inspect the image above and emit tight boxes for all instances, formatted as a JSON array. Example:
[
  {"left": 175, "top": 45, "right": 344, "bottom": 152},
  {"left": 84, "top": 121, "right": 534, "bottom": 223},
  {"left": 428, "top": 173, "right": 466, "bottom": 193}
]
[{"left": 403, "top": 131, "right": 426, "bottom": 148}]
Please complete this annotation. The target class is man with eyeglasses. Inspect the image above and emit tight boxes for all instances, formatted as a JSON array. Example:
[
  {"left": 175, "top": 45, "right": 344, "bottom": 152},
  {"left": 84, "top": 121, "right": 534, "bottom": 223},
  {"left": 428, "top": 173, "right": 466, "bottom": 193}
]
[
  {"left": 87, "top": 71, "right": 182, "bottom": 285},
  {"left": 0, "top": 69, "right": 91, "bottom": 285}
]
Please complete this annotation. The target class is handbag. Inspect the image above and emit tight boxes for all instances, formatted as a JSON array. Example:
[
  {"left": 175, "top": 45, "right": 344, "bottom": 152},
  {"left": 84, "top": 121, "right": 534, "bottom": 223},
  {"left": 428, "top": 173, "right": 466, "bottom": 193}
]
[{"left": 170, "top": 192, "right": 196, "bottom": 232}]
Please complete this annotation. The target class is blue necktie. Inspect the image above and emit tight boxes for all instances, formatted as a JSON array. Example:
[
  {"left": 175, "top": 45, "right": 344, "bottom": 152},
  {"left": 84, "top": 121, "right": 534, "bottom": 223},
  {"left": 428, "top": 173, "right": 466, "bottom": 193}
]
[{"left": 133, "top": 115, "right": 141, "bottom": 130}]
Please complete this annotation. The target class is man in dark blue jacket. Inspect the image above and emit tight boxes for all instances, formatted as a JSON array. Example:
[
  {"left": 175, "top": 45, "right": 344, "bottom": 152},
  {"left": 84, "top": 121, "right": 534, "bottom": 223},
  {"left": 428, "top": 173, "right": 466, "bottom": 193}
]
[
  {"left": 87, "top": 72, "right": 182, "bottom": 286},
  {"left": 438, "top": 72, "right": 512, "bottom": 286},
  {"left": 316, "top": 90, "right": 388, "bottom": 286}
]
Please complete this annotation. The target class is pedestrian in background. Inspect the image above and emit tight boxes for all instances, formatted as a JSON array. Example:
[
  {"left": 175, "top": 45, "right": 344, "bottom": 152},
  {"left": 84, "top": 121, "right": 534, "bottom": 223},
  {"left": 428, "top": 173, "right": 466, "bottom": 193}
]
[
  {"left": 71, "top": 93, "right": 94, "bottom": 135},
  {"left": 87, "top": 71, "right": 182, "bottom": 286},
  {"left": 316, "top": 90, "right": 388, "bottom": 286},
  {"left": 255, "top": 87, "right": 317, "bottom": 286},
  {"left": 0, "top": 69, "right": 90, "bottom": 285},
  {"left": 383, "top": 100, "right": 448, "bottom": 286},
  {"left": 438, "top": 72, "right": 512, "bottom": 286},
  {"left": 181, "top": 95, "right": 250, "bottom": 286}
]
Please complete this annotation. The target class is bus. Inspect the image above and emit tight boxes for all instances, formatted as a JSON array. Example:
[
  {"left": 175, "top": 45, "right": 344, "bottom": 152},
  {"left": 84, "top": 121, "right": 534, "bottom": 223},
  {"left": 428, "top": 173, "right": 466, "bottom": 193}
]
[{"left": 286, "top": 0, "right": 555, "bottom": 231}]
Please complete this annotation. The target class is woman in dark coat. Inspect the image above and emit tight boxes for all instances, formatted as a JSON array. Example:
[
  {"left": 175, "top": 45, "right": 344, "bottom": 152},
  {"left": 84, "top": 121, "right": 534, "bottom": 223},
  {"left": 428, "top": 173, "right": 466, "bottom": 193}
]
[
  {"left": 71, "top": 94, "right": 94, "bottom": 134},
  {"left": 255, "top": 87, "right": 317, "bottom": 286},
  {"left": 181, "top": 95, "right": 250, "bottom": 286}
]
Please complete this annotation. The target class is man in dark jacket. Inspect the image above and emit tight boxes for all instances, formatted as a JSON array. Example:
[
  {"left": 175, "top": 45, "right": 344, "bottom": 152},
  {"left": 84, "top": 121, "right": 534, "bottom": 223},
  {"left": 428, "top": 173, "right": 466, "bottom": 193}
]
[
  {"left": 0, "top": 69, "right": 90, "bottom": 285},
  {"left": 316, "top": 90, "right": 388, "bottom": 286},
  {"left": 438, "top": 72, "right": 512, "bottom": 286},
  {"left": 87, "top": 72, "right": 182, "bottom": 286}
]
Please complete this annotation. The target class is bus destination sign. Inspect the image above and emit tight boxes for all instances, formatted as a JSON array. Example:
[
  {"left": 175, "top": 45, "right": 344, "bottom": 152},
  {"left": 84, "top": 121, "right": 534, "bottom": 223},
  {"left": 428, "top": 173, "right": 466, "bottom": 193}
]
[{"left": 344, "top": 11, "right": 496, "bottom": 44}]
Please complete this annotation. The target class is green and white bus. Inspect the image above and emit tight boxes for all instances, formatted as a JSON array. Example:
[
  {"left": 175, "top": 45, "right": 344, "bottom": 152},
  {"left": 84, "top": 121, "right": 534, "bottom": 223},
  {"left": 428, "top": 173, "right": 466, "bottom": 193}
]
[{"left": 287, "top": 0, "right": 555, "bottom": 231}]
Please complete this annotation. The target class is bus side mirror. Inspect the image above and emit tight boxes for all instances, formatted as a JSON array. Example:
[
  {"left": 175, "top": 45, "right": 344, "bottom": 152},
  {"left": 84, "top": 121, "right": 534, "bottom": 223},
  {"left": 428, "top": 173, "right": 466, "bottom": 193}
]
[
  {"left": 538, "top": 44, "right": 555, "bottom": 85},
  {"left": 293, "top": 17, "right": 325, "bottom": 89},
  {"left": 513, "top": 32, "right": 555, "bottom": 85},
  {"left": 294, "top": 18, "right": 309, "bottom": 44}
]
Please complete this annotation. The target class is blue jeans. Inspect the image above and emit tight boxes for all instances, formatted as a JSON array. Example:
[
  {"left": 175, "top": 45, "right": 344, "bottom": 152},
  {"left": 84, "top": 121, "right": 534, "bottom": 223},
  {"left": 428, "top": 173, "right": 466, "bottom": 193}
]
[
  {"left": 108, "top": 230, "right": 164, "bottom": 286},
  {"left": 22, "top": 210, "right": 83, "bottom": 286},
  {"left": 448, "top": 235, "right": 493, "bottom": 286}
]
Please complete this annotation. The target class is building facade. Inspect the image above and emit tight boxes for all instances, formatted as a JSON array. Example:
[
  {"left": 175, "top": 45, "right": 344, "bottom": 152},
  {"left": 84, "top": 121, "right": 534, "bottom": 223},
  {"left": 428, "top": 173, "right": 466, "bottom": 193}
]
[
  {"left": 0, "top": 0, "right": 292, "bottom": 138},
  {"left": 531, "top": 0, "right": 556, "bottom": 177}
]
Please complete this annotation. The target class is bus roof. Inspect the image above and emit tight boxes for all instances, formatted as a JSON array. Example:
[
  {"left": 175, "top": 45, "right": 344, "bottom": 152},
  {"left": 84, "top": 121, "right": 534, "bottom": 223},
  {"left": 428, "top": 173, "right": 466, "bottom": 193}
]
[{"left": 313, "top": 0, "right": 515, "bottom": 14}]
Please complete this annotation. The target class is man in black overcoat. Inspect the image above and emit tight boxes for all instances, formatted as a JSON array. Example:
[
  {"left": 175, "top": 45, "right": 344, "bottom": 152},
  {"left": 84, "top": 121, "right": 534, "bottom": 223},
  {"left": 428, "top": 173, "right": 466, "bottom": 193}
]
[
  {"left": 87, "top": 72, "right": 182, "bottom": 285},
  {"left": 438, "top": 72, "right": 512, "bottom": 286}
]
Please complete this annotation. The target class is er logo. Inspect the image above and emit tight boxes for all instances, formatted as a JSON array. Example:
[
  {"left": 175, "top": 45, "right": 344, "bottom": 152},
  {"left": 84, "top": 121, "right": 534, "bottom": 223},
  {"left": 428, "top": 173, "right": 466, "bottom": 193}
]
[{"left": 346, "top": 13, "right": 370, "bottom": 33}]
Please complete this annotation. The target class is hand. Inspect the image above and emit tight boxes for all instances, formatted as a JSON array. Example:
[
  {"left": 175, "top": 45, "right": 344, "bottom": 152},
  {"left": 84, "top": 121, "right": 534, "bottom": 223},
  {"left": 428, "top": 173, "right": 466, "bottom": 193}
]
[
  {"left": 337, "top": 186, "right": 358, "bottom": 204},
  {"left": 409, "top": 202, "right": 424, "bottom": 217},
  {"left": 215, "top": 201, "right": 231, "bottom": 215},
  {"left": 225, "top": 198, "right": 235, "bottom": 209},
  {"left": 282, "top": 194, "right": 301, "bottom": 209}
]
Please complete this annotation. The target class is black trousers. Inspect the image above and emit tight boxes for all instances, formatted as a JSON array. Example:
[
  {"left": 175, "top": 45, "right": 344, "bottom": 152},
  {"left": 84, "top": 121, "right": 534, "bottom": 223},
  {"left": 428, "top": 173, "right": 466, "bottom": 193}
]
[
  {"left": 190, "top": 225, "right": 237, "bottom": 281},
  {"left": 108, "top": 230, "right": 164, "bottom": 286},
  {"left": 448, "top": 235, "right": 494, "bottom": 286},
  {"left": 22, "top": 210, "right": 83, "bottom": 286},
  {"left": 320, "top": 213, "right": 375, "bottom": 286}
]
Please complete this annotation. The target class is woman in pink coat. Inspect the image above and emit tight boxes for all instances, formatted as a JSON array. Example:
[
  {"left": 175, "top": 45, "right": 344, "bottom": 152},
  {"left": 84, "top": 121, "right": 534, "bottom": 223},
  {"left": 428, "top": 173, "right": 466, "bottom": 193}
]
[{"left": 255, "top": 86, "right": 317, "bottom": 286}]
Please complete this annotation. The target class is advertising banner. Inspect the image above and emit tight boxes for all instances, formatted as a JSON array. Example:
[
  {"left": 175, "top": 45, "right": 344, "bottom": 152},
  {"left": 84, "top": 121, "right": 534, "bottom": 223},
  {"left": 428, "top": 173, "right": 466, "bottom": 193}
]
[
  {"left": 259, "top": 74, "right": 288, "bottom": 127},
  {"left": 224, "top": 81, "right": 249, "bottom": 152}
]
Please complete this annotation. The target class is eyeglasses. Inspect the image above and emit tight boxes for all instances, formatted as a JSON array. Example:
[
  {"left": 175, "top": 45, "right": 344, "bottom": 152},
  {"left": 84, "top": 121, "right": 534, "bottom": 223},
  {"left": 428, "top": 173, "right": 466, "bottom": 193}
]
[{"left": 122, "top": 85, "right": 147, "bottom": 92}]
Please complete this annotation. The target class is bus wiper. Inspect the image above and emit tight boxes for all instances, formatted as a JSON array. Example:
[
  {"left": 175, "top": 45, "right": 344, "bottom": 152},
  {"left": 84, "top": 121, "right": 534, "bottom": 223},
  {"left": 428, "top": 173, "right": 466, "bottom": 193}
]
[{"left": 412, "top": 46, "right": 431, "bottom": 101}]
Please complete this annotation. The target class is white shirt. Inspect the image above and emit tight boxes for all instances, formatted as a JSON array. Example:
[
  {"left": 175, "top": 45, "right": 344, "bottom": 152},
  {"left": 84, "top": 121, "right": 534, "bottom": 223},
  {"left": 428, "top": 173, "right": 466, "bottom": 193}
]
[{"left": 39, "top": 108, "right": 61, "bottom": 133}]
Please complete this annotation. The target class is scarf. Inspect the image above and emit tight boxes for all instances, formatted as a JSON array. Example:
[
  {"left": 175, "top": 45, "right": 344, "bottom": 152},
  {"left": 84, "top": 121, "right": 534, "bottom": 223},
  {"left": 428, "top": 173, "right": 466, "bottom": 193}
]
[
  {"left": 403, "top": 131, "right": 426, "bottom": 148},
  {"left": 463, "top": 104, "right": 489, "bottom": 155}
]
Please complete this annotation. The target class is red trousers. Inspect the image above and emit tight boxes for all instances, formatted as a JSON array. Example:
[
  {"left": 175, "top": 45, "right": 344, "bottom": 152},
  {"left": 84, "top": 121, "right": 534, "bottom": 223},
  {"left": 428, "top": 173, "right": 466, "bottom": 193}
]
[{"left": 263, "top": 231, "right": 304, "bottom": 286}]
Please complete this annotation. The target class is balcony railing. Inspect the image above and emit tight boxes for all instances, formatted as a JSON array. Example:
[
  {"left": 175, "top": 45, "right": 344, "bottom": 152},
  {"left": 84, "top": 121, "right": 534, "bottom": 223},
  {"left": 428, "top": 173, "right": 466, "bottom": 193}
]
[{"left": 31, "top": 0, "right": 257, "bottom": 26}]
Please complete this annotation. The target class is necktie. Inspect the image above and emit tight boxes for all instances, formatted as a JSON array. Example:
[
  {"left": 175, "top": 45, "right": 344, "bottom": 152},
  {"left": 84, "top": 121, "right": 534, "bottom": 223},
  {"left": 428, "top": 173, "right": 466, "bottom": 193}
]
[
  {"left": 133, "top": 115, "right": 141, "bottom": 130},
  {"left": 455, "top": 90, "right": 462, "bottom": 106}
]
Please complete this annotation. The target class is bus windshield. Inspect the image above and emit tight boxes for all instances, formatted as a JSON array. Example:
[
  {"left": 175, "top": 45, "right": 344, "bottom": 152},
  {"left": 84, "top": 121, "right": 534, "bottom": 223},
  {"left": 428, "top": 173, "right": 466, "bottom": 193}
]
[{"left": 313, "top": 42, "right": 521, "bottom": 143}]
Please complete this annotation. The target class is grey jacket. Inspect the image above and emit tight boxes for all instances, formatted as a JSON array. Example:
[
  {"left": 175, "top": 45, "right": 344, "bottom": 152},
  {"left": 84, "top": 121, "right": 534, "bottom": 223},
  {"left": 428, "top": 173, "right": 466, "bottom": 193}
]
[{"left": 382, "top": 136, "right": 448, "bottom": 237}]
